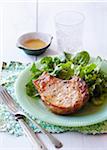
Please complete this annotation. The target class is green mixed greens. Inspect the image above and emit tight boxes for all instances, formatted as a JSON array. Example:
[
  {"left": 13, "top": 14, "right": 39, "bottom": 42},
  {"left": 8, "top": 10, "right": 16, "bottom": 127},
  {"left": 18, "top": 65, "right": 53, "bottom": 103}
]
[{"left": 26, "top": 51, "right": 107, "bottom": 105}]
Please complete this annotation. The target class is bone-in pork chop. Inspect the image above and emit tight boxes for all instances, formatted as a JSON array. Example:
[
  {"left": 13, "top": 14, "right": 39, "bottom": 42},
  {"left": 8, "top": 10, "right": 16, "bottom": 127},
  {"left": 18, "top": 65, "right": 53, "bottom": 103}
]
[{"left": 33, "top": 72, "right": 89, "bottom": 115}]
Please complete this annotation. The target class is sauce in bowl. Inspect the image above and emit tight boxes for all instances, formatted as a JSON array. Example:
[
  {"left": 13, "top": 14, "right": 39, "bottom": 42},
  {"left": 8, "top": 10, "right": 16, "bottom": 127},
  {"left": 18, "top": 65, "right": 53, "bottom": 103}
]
[
  {"left": 23, "top": 39, "right": 47, "bottom": 50},
  {"left": 17, "top": 32, "right": 53, "bottom": 55}
]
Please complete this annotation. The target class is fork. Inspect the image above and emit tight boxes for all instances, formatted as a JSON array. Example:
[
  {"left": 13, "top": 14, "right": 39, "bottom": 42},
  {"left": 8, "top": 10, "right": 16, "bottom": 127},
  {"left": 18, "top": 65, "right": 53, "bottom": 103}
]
[
  {"left": 0, "top": 85, "right": 63, "bottom": 149},
  {"left": 0, "top": 85, "right": 48, "bottom": 150}
]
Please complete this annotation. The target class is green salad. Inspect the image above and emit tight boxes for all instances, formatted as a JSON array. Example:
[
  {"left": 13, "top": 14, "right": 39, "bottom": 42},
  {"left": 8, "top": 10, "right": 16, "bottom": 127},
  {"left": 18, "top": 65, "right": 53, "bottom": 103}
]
[{"left": 26, "top": 51, "right": 107, "bottom": 105}]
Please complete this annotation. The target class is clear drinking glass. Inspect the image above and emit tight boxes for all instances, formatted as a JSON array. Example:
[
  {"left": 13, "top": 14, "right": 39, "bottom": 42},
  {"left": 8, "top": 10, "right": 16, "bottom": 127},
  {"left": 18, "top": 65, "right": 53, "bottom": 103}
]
[{"left": 55, "top": 11, "right": 85, "bottom": 53}]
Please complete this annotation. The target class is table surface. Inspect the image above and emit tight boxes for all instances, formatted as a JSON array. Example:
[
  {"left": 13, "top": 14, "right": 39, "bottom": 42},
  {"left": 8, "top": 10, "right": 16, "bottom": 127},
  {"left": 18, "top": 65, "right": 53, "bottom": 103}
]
[{"left": 1, "top": 1, "right": 107, "bottom": 150}]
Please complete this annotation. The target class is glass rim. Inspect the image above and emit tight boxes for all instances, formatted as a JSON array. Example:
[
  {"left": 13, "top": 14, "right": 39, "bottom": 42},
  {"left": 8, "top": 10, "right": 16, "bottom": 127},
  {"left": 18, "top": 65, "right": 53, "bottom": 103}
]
[{"left": 55, "top": 10, "right": 85, "bottom": 27}]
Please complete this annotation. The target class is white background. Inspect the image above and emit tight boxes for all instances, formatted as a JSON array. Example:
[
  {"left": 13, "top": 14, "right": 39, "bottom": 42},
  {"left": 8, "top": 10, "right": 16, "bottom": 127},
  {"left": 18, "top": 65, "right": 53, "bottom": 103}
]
[
  {"left": 2, "top": 1, "right": 107, "bottom": 62},
  {"left": 0, "top": 1, "right": 107, "bottom": 150}
]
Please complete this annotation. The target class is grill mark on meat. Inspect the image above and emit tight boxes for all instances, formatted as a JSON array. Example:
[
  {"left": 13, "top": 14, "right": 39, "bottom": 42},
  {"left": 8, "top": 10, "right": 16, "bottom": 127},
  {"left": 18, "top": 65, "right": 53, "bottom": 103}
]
[{"left": 33, "top": 72, "right": 89, "bottom": 115}]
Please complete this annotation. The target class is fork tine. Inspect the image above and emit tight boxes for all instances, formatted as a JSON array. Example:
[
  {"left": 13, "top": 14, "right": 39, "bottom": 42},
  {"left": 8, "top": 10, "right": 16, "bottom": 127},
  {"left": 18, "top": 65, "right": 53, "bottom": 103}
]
[
  {"left": 3, "top": 90, "right": 17, "bottom": 109},
  {"left": 0, "top": 92, "right": 9, "bottom": 106},
  {"left": 0, "top": 86, "right": 18, "bottom": 113},
  {"left": 1, "top": 91, "right": 17, "bottom": 113}
]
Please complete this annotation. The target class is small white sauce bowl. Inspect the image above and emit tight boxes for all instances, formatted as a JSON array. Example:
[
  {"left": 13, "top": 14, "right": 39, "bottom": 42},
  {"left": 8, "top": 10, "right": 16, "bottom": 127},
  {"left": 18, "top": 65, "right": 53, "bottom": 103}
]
[{"left": 16, "top": 32, "right": 53, "bottom": 56}]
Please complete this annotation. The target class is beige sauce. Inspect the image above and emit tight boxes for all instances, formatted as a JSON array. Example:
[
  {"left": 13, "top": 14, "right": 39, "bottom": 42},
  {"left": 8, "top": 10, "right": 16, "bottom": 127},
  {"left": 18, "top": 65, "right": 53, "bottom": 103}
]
[{"left": 23, "top": 39, "right": 47, "bottom": 49}]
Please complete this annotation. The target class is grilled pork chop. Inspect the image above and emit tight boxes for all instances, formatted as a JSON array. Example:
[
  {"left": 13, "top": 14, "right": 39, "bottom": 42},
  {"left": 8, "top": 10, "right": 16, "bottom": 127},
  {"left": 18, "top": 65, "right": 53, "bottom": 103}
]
[{"left": 33, "top": 72, "right": 89, "bottom": 115}]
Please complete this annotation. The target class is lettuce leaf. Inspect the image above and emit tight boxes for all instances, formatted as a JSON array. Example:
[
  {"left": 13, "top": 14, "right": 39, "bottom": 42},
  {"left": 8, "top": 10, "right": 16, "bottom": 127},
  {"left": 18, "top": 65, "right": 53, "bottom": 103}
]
[
  {"left": 26, "top": 51, "right": 107, "bottom": 105},
  {"left": 64, "top": 51, "right": 72, "bottom": 61},
  {"left": 73, "top": 51, "right": 90, "bottom": 66},
  {"left": 52, "top": 61, "right": 74, "bottom": 80}
]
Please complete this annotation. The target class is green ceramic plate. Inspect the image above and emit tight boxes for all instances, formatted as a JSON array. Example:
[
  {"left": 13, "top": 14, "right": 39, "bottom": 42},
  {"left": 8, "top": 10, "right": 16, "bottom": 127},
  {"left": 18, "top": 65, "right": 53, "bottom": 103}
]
[{"left": 15, "top": 58, "right": 107, "bottom": 127}]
